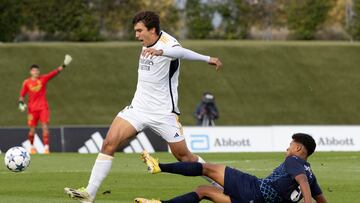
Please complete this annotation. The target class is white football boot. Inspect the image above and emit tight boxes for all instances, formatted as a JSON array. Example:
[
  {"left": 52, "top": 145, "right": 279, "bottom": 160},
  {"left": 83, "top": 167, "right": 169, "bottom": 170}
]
[{"left": 64, "top": 187, "right": 94, "bottom": 203}]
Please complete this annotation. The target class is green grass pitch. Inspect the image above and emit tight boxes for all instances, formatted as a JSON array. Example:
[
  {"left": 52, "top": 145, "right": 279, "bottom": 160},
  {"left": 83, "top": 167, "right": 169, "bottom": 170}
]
[{"left": 0, "top": 152, "right": 359, "bottom": 202}]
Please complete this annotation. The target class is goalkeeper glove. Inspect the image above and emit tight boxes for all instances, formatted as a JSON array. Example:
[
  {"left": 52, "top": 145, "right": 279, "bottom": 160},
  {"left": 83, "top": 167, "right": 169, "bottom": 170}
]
[
  {"left": 62, "top": 54, "right": 73, "bottom": 67},
  {"left": 18, "top": 101, "right": 27, "bottom": 112}
]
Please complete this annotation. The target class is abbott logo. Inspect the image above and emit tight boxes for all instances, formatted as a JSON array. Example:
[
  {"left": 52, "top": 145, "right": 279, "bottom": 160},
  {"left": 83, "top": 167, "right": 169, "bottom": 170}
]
[
  {"left": 190, "top": 135, "right": 210, "bottom": 151},
  {"left": 318, "top": 137, "right": 355, "bottom": 146}
]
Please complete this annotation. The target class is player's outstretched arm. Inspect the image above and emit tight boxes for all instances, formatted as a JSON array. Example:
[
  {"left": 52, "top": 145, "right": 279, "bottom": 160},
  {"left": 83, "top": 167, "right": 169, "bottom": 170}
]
[
  {"left": 43, "top": 54, "right": 73, "bottom": 82},
  {"left": 142, "top": 47, "right": 222, "bottom": 71},
  {"left": 208, "top": 57, "right": 222, "bottom": 71},
  {"left": 295, "top": 174, "right": 312, "bottom": 203},
  {"left": 314, "top": 194, "right": 327, "bottom": 203}
]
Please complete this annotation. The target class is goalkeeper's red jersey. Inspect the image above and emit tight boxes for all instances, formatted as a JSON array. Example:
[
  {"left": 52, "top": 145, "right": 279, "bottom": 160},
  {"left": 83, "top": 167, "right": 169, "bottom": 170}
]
[{"left": 20, "top": 67, "right": 61, "bottom": 112}]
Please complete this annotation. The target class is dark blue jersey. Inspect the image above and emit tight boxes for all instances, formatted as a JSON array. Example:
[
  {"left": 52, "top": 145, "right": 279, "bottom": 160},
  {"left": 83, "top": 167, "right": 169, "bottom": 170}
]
[{"left": 258, "top": 156, "right": 322, "bottom": 203}]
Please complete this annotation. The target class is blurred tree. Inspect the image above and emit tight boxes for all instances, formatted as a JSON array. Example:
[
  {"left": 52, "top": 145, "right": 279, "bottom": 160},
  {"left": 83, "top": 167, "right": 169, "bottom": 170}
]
[
  {"left": 213, "top": 0, "right": 250, "bottom": 39},
  {"left": 185, "top": 0, "right": 213, "bottom": 39},
  {"left": 246, "top": 0, "right": 287, "bottom": 28},
  {"left": 349, "top": 0, "right": 360, "bottom": 40},
  {"left": 92, "top": 0, "right": 142, "bottom": 40},
  {"left": 272, "top": 0, "right": 288, "bottom": 27},
  {"left": 327, "top": 0, "right": 347, "bottom": 25},
  {"left": 89, "top": 0, "right": 178, "bottom": 40},
  {"left": 287, "top": 0, "right": 333, "bottom": 40},
  {"left": 23, "top": 0, "right": 99, "bottom": 41},
  {"left": 0, "top": 0, "right": 22, "bottom": 42},
  {"left": 140, "top": 0, "right": 180, "bottom": 37}
]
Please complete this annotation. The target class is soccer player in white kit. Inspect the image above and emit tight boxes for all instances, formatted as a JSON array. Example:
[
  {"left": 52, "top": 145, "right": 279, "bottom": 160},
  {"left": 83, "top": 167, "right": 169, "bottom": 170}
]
[{"left": 64, "top": 11, "right": 222, "bottom": 203}]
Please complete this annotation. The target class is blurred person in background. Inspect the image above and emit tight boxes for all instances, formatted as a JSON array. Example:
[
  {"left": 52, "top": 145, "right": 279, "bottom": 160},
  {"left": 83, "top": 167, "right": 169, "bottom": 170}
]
[
  {"left": 194, "top": 92, "right": 219, "bottom": 126},
  {"left": 18, "top": 55, "right": 72, "bottom": 154}
]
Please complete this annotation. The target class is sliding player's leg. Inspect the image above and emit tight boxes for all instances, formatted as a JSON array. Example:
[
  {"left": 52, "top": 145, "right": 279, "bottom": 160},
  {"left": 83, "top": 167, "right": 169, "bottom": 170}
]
[
  {"left": 65, "top": 117, "right": 138, "bottom": 202},
  {"left": 159, "top": 161, "right": 226, "bottom": 187},
  {"left": 141, "top": 155, "right": 262, "bottom": 203},
  {"left": 141, "top": 151, "right": 226, "bottom": 187},
  {"left": 142, "top": 154, "right": 264, "bottom": 202},
  {"left": 160, "top": 186, "right": 230, "bottom": 203},
  {"left": 168, "top": 142, "right": 223, "bottom": 187},
  {"left": 135, "top": 185, "right": 230, "bottom": 203},
  {"left": 194, "top": 185, "right": 230, "bottom": 203}
]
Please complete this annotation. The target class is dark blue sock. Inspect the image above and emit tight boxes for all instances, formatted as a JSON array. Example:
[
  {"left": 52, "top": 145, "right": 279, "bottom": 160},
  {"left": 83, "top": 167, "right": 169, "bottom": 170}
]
[
  {"left": 159, "top": 162, "right": 203, "bottom": 176},
  {"left": 162, "top": 192, "right": 200, "bottom": 203}
]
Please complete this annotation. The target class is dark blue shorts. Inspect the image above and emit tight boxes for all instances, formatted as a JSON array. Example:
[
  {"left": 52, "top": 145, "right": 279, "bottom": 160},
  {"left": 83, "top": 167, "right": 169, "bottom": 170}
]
[{"left": 223, "top": 167, "right": 264, "bottom": 203}]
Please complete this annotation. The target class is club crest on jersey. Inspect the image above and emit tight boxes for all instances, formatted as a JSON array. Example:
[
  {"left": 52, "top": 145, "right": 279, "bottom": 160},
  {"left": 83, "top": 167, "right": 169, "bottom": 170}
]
[{"left": 29, "top": 80, "right": 42, "bottom": 92}]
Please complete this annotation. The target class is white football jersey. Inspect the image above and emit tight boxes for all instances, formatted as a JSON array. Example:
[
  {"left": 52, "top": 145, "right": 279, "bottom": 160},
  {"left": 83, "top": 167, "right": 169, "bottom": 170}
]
[{"left": 131, "top": 31, "right": 181, "bottom": 115}]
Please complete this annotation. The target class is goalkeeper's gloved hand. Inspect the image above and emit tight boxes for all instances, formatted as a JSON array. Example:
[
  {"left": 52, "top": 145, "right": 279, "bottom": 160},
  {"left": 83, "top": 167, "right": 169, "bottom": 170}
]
[
  {"left": 18, "top": 101, "right": 27, "bottom": 112},
  {"left": 62, "top": 54, "right": 73, "bottom": 68}
]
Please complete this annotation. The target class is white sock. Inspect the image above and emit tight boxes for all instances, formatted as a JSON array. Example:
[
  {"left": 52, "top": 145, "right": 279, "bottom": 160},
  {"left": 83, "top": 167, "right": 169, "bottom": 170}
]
[
  {"left": 86, "top": 153, "right": 113, "bottom": 198},
  {"left": 197, "top": 155, "right": 223, "bottom": 188}
]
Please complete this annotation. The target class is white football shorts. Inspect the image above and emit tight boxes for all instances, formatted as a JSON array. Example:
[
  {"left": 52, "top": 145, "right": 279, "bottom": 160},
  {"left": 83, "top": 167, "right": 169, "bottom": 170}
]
[{"left": 117, "top": 105, "right": 184, "bottom": 143}]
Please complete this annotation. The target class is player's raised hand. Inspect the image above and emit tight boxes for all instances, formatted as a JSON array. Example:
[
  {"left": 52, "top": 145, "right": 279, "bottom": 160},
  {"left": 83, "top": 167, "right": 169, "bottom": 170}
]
[
  {"left": 18, "top": 101, "right": 27, "bottom": 112},
  {"left": 209, "top": 57, "right": 222, "bottom": 71},
  {"left": 62, "top": 54, "right": 73, "bottom": 67},
  {"left": 142, "top": 48, "right": 163, "bottom": 59}
]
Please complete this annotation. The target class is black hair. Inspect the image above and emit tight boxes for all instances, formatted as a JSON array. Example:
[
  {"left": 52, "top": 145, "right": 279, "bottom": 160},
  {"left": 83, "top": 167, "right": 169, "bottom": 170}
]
[
  {"left": 30, "top": 64, "right": 40, "bottom": 69},
  {"left": 292, "top": 133, "right": 316, "bottom": 157},
  {"left": 132, "top": 11, "right": 160, "bottom": 35}
]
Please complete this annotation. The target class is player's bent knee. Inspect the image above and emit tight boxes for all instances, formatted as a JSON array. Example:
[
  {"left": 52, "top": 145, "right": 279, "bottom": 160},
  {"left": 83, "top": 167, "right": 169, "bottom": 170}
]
[
  {"left": 171, "top": 149, "right": 198, "bottom": 162},
  {"left": 202, "top": 163, "right": 213, "bottom": 176},
  {"left": 174, "top": 152, "right": 198, "bottom": 162},
  {"left": 194, "top": 185, "right": 213, "bottom": 199},
  {"left": 175, "top": 153, "right": 189, "bottom": 162},
  {"left": 171, "top": 150, "right": 187, "bottom": 161},
  {"left": 202, "top": 163, "right": 223, "bottom": 176},
  {"left": 101, "top": 139, "right": 118, "bottom": 155},
  {"left": 194, "top": 185, "right": 207, "bottom": 198}
]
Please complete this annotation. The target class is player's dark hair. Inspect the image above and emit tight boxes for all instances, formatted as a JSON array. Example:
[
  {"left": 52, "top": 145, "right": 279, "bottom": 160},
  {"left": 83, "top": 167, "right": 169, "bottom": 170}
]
[
  {"left": 132, "top": 11, "right": 160, "bottom": 35},
  {"left": 29, "top": 64, "right": 40, "bottom": 69},
  {"left": 292, "top": 133, "right": 316, "bottom": 157}
]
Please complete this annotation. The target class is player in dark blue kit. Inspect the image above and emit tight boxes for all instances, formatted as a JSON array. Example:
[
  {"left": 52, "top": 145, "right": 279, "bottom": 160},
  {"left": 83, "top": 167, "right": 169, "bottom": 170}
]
[{"left": 135, "top": 133, "right": 327, "bottom": 203}]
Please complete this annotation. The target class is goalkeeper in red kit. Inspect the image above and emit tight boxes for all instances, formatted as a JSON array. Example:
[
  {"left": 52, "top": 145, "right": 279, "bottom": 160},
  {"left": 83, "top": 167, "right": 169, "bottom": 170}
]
[{"left": 18, "top": 55, "right": 73, "bottom": 154}]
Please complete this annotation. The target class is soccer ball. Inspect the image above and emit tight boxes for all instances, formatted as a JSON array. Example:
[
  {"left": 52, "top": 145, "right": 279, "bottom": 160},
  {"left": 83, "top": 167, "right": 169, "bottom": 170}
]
[{"left": 4, "top": 146, "right": 31, "bottom": 172}]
